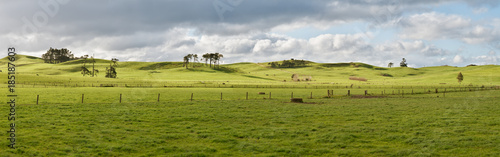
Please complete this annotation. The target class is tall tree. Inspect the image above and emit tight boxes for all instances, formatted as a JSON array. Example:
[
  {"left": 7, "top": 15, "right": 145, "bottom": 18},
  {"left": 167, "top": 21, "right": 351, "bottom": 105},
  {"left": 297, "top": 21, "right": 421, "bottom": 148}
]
[
  {"left": 202, "top": 53, "right": 209, "bottom": 66},
  {"left": 105, "top": 58, "right": 118, "bottom": 78},
  {"left": 457, "top": 72, "right": 464, "bottom": 84},
  {"left": 193, "top": 54, "right": 199, "bottom": 68},
  {"left": 209, "top": 53, "right": 215, "bottom": 68},
  {"left": 183, "top": 54, "right": 194, "bottom": 69},
  {"left": 214, "top": 53, "right": 223, "bottom": 68},
  {"left": 388, "top": 62, "right": 394, "bottom": 68},
  {"left": 400, "top": 58, "right": 408, "bottom": 67},
  {"left": 80, "top": 55, "right": 91, "bottom": 76}
]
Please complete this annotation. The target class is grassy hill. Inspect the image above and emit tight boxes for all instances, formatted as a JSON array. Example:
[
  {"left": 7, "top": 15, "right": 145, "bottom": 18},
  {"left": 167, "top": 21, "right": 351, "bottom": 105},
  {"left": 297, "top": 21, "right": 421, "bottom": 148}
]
[{"left": 1, "top": 55, "right": 499, "bottom": 86}]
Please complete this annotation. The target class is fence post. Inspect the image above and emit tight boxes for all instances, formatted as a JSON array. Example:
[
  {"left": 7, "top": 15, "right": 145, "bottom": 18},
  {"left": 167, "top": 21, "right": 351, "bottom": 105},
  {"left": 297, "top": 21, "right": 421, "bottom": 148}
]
[
  {"left": 82, "top": 94, "right": 84, "bottom": 103},
  {"left": 221, "top": 92, "right": 223, "bottom": 100},
  {"left": 365, "top": 90, "right": 367, "bottom": 96},
  {"left": 120, "top": 94, "right": 122, "bottom": 103},
  {"left": 37, "top": 95, "right": 39, "bottom": 105},
  {"left": 291, "top": 92, "right": 294, "bottom": 98},
  {"left": 246, "top": 92, "right": 248, "bottom": 100},
  {"left": 158, "top": 93, "right": 160, "bottom": 102},
  {"left": 310, "top": 92, "right": 313, "bottom": 99},
  {"left": 348, "top": 90, "right": 350, "bottom": 96},
  {"left": 191, "top": 93, "right": 193, "bottom": 101}
]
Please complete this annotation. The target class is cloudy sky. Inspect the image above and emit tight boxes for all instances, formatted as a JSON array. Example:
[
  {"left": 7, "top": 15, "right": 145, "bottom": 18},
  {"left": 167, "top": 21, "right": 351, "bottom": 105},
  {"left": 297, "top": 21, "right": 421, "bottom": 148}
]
[{"left": 1, "top": 0, "right": 499, "bottom": 67}]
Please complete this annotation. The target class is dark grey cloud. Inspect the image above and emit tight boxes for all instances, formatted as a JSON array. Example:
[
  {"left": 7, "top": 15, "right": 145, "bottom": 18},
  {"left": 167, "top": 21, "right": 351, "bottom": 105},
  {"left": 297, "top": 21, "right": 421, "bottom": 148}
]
[{"left": 0, "top": 0, "right": 498, "bottom": 67}]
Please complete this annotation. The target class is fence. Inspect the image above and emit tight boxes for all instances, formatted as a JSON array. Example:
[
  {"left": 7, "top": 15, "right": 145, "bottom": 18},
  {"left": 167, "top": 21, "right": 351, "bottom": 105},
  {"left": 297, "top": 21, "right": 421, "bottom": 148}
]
[{"left": 26, "top": 86, "right": 500, "bottom": 105}]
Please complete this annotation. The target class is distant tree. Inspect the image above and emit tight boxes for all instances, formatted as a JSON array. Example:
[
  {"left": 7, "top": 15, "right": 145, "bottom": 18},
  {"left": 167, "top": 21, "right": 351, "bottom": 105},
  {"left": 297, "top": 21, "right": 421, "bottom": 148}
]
[
  {"left": 42, "top": 47, "right": 75, "bottom": 64},
  {"left": 457, "top": 72, "right": 464, "bottom": 84},
  {"left": 400, "top": 58, "right": 408, "bottom": 67},
  {"left": 268, "top": 62, "right": 279, "bottom": 68},
  {"left": 193, "top": 54, "right": 199, "bottom": 68},
  {"left": 80, "top": 55, "right": 91, "bottom": 76},
  {"left": 202, "top": 53, "right": 210, "bottom": 66},
  {"left": 209, "top": 53, "right": 215, "bottom": 68},
  {"left": 90, "top": 55, "right": 98, "bottom": 77},
  {"left": 214, "top": 53, "right": 223, "bottom": 68},
  {"left": 105, "top": 58, "right": 118, "bottom": 78},
  {"left": 183, "top": 56, "right": 190, "bottom": 69},
  {"left": 282, "top": 60, "right": 295, "bottom": 68},
  {"left": 388, "top": 62, "right": 394, "bottom": 68}
]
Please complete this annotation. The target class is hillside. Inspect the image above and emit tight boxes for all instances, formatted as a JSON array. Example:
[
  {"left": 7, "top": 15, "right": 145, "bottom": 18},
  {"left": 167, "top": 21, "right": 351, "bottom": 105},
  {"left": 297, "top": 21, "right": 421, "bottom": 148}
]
[{"left": 1, "top": 55, "right": 499, "bottom": 86}]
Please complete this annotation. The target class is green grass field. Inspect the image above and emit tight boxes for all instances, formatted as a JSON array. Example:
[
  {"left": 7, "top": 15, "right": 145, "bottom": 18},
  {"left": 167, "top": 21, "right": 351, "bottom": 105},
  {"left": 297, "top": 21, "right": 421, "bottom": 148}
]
[{"left": 1, "top": 55, "right": 499, "bottom": 156}]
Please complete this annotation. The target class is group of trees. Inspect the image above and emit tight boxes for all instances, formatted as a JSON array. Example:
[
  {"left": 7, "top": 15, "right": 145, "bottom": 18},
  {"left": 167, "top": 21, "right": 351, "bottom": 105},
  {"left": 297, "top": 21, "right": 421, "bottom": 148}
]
[
  {"left": 183, "top": 53, "right": 224, "bottom": 69},
  {"left": 183, "top": 54, "right": 199, "bottom": 69},
  {"left": 388, "top": 58, "right": 408, "bottom": 68},
  {"left": 80, "top": 55, "right": 95, "bottom": 77},
  {"left": 42, "top": 48, "right": 76, "bottom": 64},
  {"left": 81, "top": 56, "right": 119, "bottom": 78},
  {"left": 202, "top": 53, "right": 224, "bottom": 68},
  {"left": 269, "top": 59, "right": 309, "bottom": 68}
]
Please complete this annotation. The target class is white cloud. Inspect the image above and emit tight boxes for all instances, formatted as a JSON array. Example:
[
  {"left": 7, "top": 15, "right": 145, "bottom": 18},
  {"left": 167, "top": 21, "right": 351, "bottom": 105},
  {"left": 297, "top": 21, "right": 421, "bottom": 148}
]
[
  {"left": 453, "top": 55, "right": 465, "bottom": 63},
  {"left": 399, "top": 12, "right": 471, "bottom": 40}
]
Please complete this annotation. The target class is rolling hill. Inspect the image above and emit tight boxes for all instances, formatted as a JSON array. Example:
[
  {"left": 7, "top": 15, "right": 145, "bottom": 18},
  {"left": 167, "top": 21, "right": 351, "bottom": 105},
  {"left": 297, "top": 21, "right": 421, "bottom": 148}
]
[{"left": 1, "top": 55, "right": 499, "bottom": 86}]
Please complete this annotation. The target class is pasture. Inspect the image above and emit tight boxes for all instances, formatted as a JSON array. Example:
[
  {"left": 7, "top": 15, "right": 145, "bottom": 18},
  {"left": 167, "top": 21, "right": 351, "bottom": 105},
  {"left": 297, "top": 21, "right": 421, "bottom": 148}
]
[{"left": 1, "top": 55, "right": 499, "bottom": 156}]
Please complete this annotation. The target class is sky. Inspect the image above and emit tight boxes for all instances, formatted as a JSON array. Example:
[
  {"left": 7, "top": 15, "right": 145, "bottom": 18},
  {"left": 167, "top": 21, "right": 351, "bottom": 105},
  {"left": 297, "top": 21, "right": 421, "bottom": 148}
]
[{"left": 1, "top": 0, "right": 499, "bottom": 67}]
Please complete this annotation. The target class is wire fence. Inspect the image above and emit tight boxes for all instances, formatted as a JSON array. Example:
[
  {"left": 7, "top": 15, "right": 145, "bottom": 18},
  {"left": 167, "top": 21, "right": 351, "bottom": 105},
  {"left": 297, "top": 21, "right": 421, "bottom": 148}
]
[{"left": 18, "top": 86, "right": 500, "bottom": 105}]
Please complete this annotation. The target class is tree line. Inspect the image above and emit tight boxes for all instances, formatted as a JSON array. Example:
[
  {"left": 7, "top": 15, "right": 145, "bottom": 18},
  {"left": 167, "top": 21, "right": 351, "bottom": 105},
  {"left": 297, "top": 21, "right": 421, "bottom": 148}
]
[
  {"left": 183, "top": 53, "right": 224, "bottom": 69},
  {"left": 268, "top": 59, "right": 309, "bottom": 68},
  {"left": 41, "top": 47, "right": 76, "bottom": 64}
]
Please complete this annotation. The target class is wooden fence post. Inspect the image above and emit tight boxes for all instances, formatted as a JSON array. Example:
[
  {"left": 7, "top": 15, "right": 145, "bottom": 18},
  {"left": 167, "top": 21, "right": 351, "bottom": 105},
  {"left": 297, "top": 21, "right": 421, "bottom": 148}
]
[
  {"left": 364, "top": 90, "right": 367, "bottom": 96},
  {"left": 348, "top": 90, "right": 350, "bottom": 96},
  {"left": 158, "top": 93, "right": 160, "bottom": 102},
  {"left": 191, "top": 93, "right": 193, "bottom": 101},
  {"left": 310, "top": 92, "right": 313, "bottom": 99},
  {"left": 37, "top": 95, "right": 39, "bottom": 105},
  {"left": 246, "top": 92, "right": 248, "bottom": 100},
  {"left": 221, "top": 92, "right": 223, "bottom": 100},
  {"left": 120, "top": 94, "right": 122, "bottom": 103},
  {"left": 291, "top": 92, "right": 294, "bottom": 98},
  {"left": 269, "top": 92, "right": 272, "bottom": 99}
]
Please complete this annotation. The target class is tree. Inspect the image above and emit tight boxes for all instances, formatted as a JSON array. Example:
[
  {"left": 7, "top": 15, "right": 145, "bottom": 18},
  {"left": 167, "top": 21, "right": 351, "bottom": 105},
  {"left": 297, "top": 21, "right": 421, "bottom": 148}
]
[
  {"left": 209, "top": 53, "right": 215, "bottom": 68},
  {"left": 183, "top": 56, "right": 190, "bottom": 69},
  {"left": 214, "top": 53, "right": 223, "bottom": 68},
  {"left": 202, "top": 53, "right": 210, "bottom": 66},
  {"left": 193, "top": 54, "right": 199, "bottom": 68},
  {"left": 400, "top": 58, "right": 408, "bottom": 67},
  {"left": 457, "top": 72, "right": 464, "bottom": 84},
  {"left": 388, "top": 62, "right": 394, "bottom": 68},
  {"left": 90, "top": 55, "right": 98, "bottom": 77},
  {"left": 80, "top": 55, "right": 91, "bottom": 76},
  {"left": 106, "top": 58, "right": 118, "bottom": 78}
]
